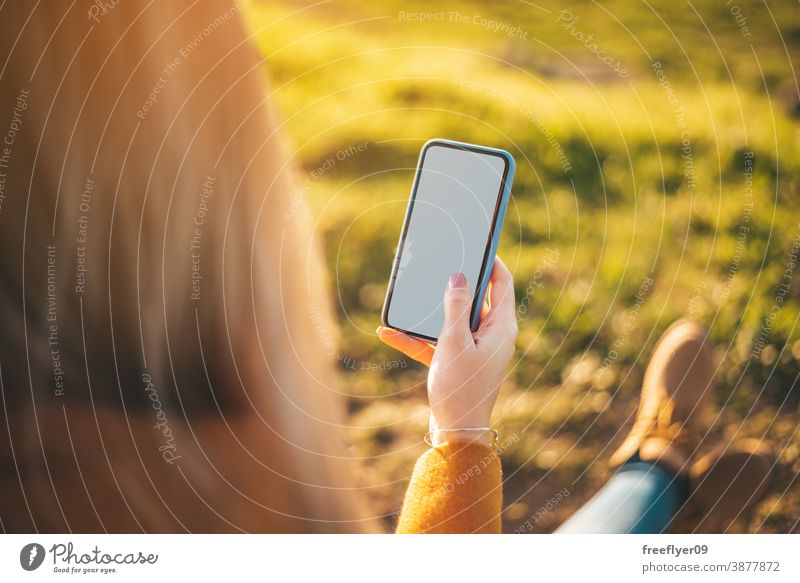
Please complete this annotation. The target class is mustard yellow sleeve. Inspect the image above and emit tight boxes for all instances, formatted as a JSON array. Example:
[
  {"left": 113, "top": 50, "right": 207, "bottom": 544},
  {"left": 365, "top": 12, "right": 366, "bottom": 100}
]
[{"left": 396, "top": 441, "right": 502, "bottom": 533}]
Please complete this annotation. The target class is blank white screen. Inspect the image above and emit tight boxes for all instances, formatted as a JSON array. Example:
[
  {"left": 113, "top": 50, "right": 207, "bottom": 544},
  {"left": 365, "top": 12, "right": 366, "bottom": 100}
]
[{"left": 387, "top": 144, "right": 506, "bottom": 338}]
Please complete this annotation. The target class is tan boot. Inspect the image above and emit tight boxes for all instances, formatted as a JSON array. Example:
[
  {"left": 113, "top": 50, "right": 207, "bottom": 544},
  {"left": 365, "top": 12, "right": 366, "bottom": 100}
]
[
  {"left": 672, "top": 439, "right": 774, "bottom": 533},
  {"left": 609, "top": 320, "right": 715, "bottom": 475}
]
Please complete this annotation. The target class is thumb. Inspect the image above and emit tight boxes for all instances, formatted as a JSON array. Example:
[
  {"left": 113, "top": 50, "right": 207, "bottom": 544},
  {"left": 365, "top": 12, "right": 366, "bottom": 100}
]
[{"left": 441, "top": 273, "right": 473, "bottom": 343}]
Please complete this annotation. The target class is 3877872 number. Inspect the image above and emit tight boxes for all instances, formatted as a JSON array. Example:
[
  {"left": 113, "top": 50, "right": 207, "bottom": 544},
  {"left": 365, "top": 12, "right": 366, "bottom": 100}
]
[{"left": 729, "top": 561, "right": 780, "bottom": 572}]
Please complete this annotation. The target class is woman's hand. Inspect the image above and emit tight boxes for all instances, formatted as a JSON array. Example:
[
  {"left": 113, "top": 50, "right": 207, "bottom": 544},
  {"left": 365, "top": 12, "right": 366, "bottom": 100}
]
[{"left": 377, "top": 257, "right": 517, "bottom": 445}]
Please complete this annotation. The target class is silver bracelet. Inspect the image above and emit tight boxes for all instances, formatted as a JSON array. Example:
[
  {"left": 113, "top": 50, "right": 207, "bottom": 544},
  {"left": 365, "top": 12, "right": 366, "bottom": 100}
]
[{"left": 424, "top": 427, "right": 500, "bottom": 452}]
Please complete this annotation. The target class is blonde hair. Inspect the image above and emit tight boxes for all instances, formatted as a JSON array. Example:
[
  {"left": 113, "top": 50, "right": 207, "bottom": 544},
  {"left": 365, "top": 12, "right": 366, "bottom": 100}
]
[{"left": 0, "top": 0, "right": 377, "bottom": 532}]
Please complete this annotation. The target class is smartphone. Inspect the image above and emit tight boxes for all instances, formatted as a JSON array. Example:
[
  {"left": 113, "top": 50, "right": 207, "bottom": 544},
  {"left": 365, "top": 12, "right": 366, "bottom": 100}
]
[{"left": 381, "top": 139, "right": 515, "bottom": 341}]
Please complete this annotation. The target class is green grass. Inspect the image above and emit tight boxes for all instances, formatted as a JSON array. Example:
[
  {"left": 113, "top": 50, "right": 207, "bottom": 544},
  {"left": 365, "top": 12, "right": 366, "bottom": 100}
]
[{"left": 244, "top": 0, "right": 800, "bottom": 532}]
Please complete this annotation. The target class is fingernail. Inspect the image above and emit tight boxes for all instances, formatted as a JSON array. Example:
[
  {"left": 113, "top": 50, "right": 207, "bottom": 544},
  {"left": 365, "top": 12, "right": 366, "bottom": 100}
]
[{"left": 448, "top": 272, "right": 467, "bottom": 289}]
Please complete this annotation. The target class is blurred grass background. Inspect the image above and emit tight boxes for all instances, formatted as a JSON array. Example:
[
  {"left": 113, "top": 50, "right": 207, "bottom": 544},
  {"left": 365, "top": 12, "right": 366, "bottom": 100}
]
[{"left": 243, "top": 0, "right": 800, "bottom": 532}]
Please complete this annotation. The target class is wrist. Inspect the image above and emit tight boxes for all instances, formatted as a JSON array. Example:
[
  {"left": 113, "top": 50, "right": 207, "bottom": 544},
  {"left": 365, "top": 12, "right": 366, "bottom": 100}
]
[
  {"left": 429, "top": 428, "right": 492, "bottom": 447},
  {"left": 428, "top": 413, "right": 495, "bottom": 447},
  {"left": 429, "top": 412, "right": 491, "bottom": 434}
]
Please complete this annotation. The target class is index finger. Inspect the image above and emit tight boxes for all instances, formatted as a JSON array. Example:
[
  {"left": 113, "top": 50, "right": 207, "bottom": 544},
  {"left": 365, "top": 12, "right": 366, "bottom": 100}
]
[{"left": 376, "top": 326, "right": 435, "bottom": 366}]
